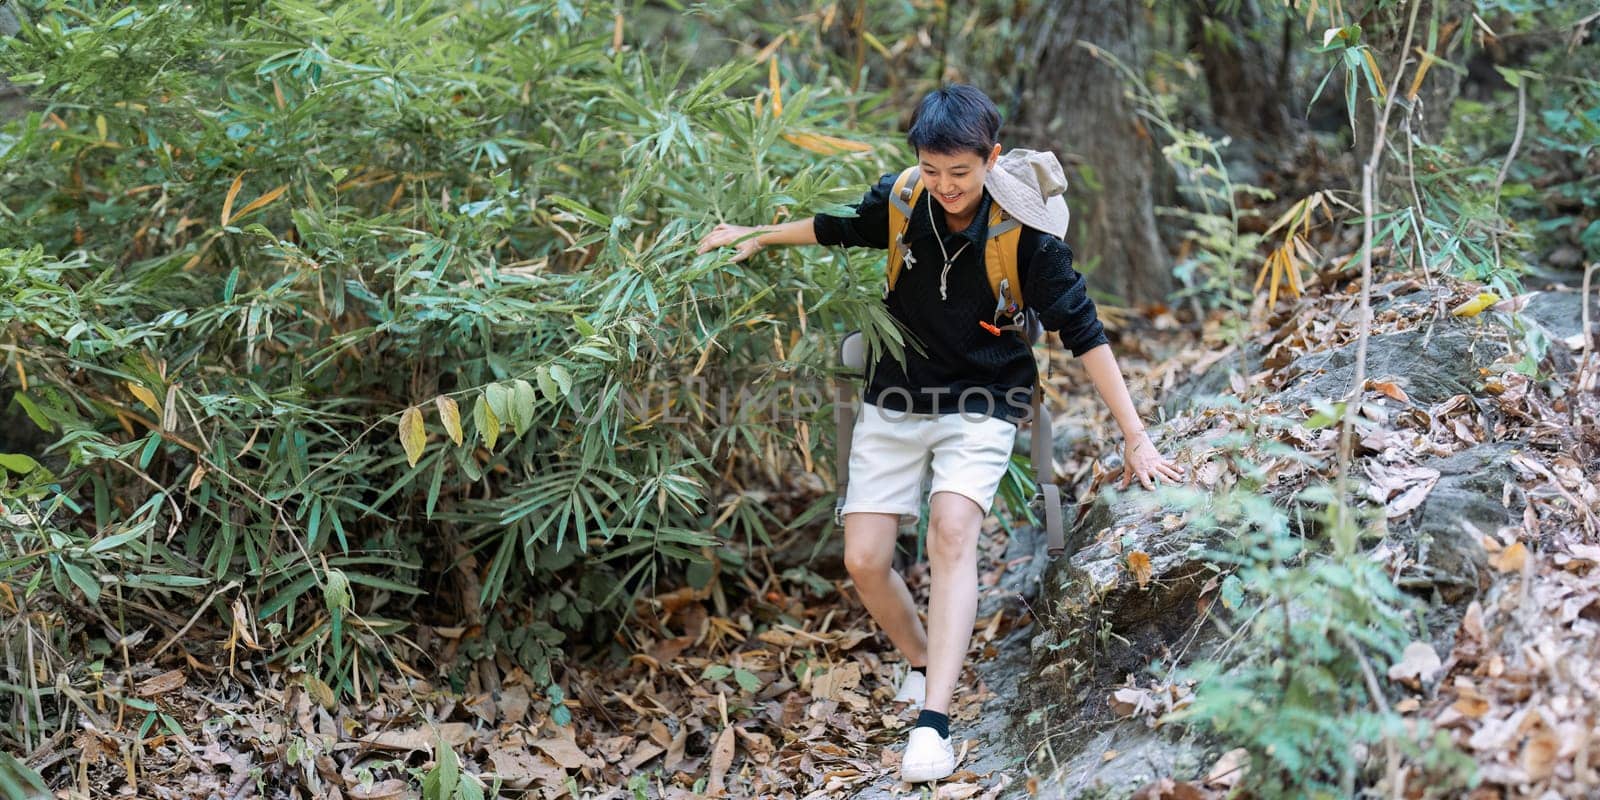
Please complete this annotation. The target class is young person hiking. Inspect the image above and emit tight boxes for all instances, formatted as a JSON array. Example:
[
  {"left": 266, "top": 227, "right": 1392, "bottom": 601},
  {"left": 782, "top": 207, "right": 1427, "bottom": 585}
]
[{"left": 695, "top": 84, "right": 1183, "bottom": 784}]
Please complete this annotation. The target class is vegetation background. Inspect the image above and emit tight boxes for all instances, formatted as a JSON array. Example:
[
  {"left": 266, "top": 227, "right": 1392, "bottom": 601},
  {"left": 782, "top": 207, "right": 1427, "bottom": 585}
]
[{"left": 1, "top": 0, "right": 1595, "bottom": 797}]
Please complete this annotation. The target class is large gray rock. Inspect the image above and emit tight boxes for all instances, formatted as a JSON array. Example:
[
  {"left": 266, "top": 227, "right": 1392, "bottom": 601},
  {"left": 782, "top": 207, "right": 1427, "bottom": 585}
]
[
  {"left": 1277, "top": 317, "right": 1503, "bottom": 407},
  {"left": 1398, "top": 443, "right": 1519, "bottom": 601},
  {"left": 1009, "top": 287, "right": 1546, "bottom": 792}
]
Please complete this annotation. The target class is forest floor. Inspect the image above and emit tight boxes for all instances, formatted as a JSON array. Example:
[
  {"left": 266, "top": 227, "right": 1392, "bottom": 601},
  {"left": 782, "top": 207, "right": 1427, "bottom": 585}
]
[{"left": 20, "top": 262, "right": 1599, "bottom": 800}]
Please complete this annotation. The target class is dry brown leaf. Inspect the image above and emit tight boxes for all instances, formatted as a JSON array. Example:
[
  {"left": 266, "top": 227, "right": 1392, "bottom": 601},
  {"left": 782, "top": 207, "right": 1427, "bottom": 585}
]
[
  {"left": 497, "top": 685, "right": 531, "bottom": 725},
  {"left": 1451, "top": 687, "right": 1490, "bottom": 719},
  {"left": 1108, "top": 687, "right": 1158, "bottom": 718},
  {"left": 305, "top": 674, "right": 339, "bottom": 712},
  {"left": 624, "top": 741, "right": 665, "bottom": 772},
  {"left": 485, "top": 748, "right": 566, "bottom": 790},
  {"left": 1205, "top": 747, "right": 1249, "bottom": 788},
  {"left": 664, "top": 726, "right": 688, "bottom": 772},
  {"left": 136, "top": 669, "right": 186, "bottom": 697},
  {"left": 810, "top": 662, "right": 861, "bottom": 700},
  {"left": 935, "top": 783, "right": 982, "bottom": 799},
  {"left": 1127, "top": 551, "right": 1153, "bottom": 590},
  {"left": 530, "top": 737, "right": 601, "bottom": 770},
  {"left": 1489, "top": 541, "right": 1527, "bottom": 573},
  {"left": 1461, "top": 601, "right": 1487, "bottom": 643},
  {"left": 705, "top": 726, "right": 737, "bottom": 796},
  {"left": 1387, "top": 642, "right": 1443, "bottom": 685},
  {"left": 360, "top": 723, "right": 473, "bottom": 752},
  {"left": 1521, "top": 727, "right": 1560, "bottom": 781},
  {"left": 347, "top": 780, "right": 412, "bottom": 800},
  {"left": 1367, "top": 378, "right": 1411, "bottom": 403}
]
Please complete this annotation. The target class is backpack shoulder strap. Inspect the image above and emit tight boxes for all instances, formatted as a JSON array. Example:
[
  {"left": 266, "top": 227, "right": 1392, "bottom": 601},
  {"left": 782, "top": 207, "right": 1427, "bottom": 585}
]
[
  {"left": 984, "top": 205, "right": 1026, "bottom": 313},
  {"left": 884, "top": 166, "right": 923, "bottom": 295}
]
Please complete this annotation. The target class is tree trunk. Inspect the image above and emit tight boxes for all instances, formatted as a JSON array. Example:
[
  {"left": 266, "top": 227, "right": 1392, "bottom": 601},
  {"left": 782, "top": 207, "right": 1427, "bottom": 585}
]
[
  {"left": 1187, "top": 0, "right": 1291, "bottom": 141},
  {"left": 1, "top": 3, "right": 24, "bottom": 119},
  {"left": 1014, "top": 0, "right": 1172, "bottom": 307}
]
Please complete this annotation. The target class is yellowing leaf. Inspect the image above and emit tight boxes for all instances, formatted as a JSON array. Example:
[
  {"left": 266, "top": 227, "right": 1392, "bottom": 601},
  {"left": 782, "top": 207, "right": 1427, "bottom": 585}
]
[
  {"left": 398, "top": 406, "right": 426, "bottom": 467},
  {"left": 768, "top": 56, "right": 782, "bottom": 118},
  {"left": 781, "top": 132, "right": 873, "bottom": 155},
  {"left": 221, "top": 173, "right": 245, "bottom": 227},
  {"left": 1361, "top": 48, "right": 1388, "bottom": 100},
  {"left": 229, "top": 184, "right": 289, "bottom": 224},
  {"left": 1451, "top": 291, "right": 1500, "bottom": 318},
  {"left": 95, "top": 114, "right": 108, "bottom": 141},
  {"left": 1407, "top": 47, "right": 1436, "bottom": 100},
  {"left": 126, "top": 381, "right": 163, "bottom": 421},
  {"left": 473, "top": 395, "right": 500, "bottom": 451},
  {"left": 1127, "top": 551, "right": 1153, "bottom": 589},
  {"left": 435, "top": 396, "right": 463, "bottom": 445},
  {"left": 754, "top": 34, "right": 784, "bottom": 64},
  {"left": 861, "top": 31, "right": 892, "bottom": 60}
]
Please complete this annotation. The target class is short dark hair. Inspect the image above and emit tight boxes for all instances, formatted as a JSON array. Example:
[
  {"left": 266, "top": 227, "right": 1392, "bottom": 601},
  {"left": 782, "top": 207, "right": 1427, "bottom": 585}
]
[{"left": 906, "top": 84, "right": 1001, "bottom": 159}]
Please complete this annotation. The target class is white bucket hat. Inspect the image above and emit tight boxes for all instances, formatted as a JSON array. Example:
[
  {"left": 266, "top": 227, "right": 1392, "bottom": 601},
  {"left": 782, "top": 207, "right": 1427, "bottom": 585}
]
[{"left": 984, "top": 149, "right": 1071, "bottom": 239}]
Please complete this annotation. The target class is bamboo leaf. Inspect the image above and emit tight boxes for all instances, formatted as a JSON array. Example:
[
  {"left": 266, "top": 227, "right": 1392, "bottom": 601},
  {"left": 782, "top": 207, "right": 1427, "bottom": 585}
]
[
  {"left": 1407, "top": 47, "right": 1436, "bottom": 100},
  {"left": 220, "top": 173, "right": 245, "bottom": 227},
  {"left": 229, "top": 184, "right": 289, "bottom": 224},
  {"left": 62, "top": 561, "right": 100, "bottom": 604},
  {"left": 782, "top": 132, "right": 872, "bottom": 155},
  {"left": 0, "top": 453, "right": 40, "bottom": 474},
  {"left": 768, "top": 55, "right": 782, "bottom": 117},
  {"left": 126, "top": 381, "right": 163, "bottom": 421},
  {"left": 1360, "top": 47, "right": 1388, "bottom": 101}
]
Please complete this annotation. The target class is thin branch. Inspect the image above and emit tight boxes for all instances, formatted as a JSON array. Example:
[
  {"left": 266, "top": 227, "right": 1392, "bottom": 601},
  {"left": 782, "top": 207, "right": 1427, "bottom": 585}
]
[
  {"left": 1490, "top": 77, "right": 1528, "bottom": 277},
  {"left": 1579, "top": 262, "right": 1598, "bottom": 400},
  {"left": 149, "top": 580, "right": 241, "bottom": 661},
  {"left": 1339, "top": 630, "right": 1403, "bottom": 799},
  {"left": 1335, "top": 0, "right": 1422, "bottom": 526}
]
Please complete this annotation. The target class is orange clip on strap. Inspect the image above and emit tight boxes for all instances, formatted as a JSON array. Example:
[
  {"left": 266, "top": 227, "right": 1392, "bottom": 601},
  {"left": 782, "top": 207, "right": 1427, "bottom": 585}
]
[{"left": 979, "top": 320, "right": 1002, "bottom": 336}]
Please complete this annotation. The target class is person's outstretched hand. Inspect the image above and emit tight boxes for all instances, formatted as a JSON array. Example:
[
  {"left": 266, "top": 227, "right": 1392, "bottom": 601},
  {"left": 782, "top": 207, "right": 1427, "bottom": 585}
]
[
  {"left": 1118, "top": 431, "right": 1184, "bottom": 491},
  {"left": 696, "top": 223, "right": 764, "bottom": 263}
]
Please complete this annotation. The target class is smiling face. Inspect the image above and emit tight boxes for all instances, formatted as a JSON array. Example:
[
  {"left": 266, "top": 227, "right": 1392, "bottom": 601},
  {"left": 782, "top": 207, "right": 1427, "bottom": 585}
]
[{"left": 919, "top": 144, "right": 1000, "bottom": 223}]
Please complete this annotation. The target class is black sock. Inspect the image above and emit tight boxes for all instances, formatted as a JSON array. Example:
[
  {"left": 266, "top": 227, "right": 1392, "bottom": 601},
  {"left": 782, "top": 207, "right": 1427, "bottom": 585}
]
[{"left": 914, "top": 709, "right": 949, "bottom": 739}]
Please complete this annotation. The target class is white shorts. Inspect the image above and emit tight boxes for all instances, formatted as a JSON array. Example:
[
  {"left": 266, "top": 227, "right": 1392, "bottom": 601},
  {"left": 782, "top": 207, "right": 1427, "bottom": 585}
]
[{"left": 840, "top": 402, "right": 1018, "bottom": 523}]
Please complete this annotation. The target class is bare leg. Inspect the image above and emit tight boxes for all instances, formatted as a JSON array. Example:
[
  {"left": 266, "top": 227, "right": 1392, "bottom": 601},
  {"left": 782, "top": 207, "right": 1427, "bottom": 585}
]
[
  {"left": 843, "top": 511, "right": 928, "bottom": 668},
  {"left": 921, "top": 492, "right": 983, "bottom": 716}
]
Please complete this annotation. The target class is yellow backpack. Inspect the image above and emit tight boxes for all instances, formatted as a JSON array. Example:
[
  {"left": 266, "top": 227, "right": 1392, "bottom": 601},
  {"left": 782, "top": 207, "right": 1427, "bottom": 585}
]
[{"left": 884, "top": 166, "right": 1030, "bottom": 333}]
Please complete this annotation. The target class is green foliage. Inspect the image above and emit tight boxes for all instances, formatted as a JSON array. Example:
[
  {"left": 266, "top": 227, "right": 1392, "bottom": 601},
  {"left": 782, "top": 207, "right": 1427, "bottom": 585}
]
[
  {"left": 1141, "top": 405, "right": 1476, "bottom": 798},
  {"left": 0, "top": 752, "right": 49, "bottom": 800},
  {"left": 0, "top": 0, "right": 906, "bottom": 721},
  {"left": 419, "top": 738, "right": 487, "bottom": 800}
]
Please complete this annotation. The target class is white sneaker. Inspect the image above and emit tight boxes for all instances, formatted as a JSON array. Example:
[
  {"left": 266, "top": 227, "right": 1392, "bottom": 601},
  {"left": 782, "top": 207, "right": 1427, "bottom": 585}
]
[
  {"left": 892, "top": 668, "right": 926, "bottom": 706},
  {"left": 899, "top": 726, "right": 956, "bottom": 783}
]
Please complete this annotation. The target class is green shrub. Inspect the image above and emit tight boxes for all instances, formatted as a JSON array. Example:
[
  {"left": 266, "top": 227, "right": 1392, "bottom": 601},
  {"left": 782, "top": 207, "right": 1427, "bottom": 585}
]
[{"left": 0, "top": 0, "right": 906, "bottom": 714}]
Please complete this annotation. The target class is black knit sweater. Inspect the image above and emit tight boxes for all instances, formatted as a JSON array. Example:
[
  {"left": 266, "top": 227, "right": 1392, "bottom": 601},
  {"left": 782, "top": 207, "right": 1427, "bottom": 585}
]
[{"left": 813, "top": 173, "right": 1109, "bottom": 424}]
